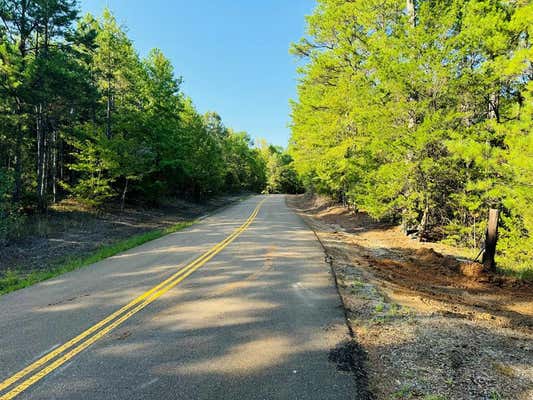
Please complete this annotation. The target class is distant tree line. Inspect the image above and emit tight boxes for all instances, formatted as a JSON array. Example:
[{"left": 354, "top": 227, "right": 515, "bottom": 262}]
[
  {"left": 290, "top": 0, "right": 532, "bottom": 276},
  {"left": 0, "top": 2, "right": 298, "bottom": 239},
  {"left": 259, "top": 141, "right": 304, "bottom": 195}
]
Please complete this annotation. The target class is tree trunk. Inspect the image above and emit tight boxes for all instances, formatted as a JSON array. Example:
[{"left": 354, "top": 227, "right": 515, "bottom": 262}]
[
  {"left": 12, "top": 2, "right": 29, "bottom": 203},
  {"left": 36, "top": 104, "right": 47, "bottom": 212},
  {"left": 13, "top": 119, "right": 23, "bottom": 203},
  {"left": 106, "top": 48, "right": 112, "bottom": 139},
  {"left": 106, "top": 83, "right": 112, "bottom": 139},
  {"left": 406, "top": 0, "right": 417, "bottom": 128},
  {"left": 120, "top": 177, "right": 128, "bottom": 213},
  {"left": 482, "top": 209, "right": 499, "bottom": 271},
  {"left": 488, "top": 91, "right": 500, "bottom": 122},
  {"left": 43, "top": 135, "right": 48, "bottom": 207},
  {"left": 52, "top": 130, "right": 57, "bottom": 203},
  {"left": 418, "top": 194, "right": 429, "bottom": 241}
]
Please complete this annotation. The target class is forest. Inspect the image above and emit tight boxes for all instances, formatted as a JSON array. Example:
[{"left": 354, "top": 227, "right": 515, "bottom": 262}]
[
  {"left": 0, "top": 1, "right": 300, "bottom": 243},
  {"left": 1, "top": 0, "right": 531, "bottom": 278},
  {"left": 289, "top": 0, "right": 532, "bottom": 277},
  {"left": 0, "top": 2, "right": 531, "bottom": 399}
]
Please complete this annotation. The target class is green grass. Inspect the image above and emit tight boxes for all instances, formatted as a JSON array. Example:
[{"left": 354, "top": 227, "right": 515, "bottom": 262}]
[
  {"left": 0, "top": 220, "right": 194, "bottom": 296},
  {"left": 374, "top": 302, "right": 385, "bottom": 313},
  {"left": 496, "top": 261, "right": 533, "bottom": 281}
]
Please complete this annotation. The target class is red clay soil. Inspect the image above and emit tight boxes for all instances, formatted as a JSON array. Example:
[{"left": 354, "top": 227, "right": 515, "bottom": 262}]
[{"left": 289, "top": 193, "right": 532, "bottom": 329}]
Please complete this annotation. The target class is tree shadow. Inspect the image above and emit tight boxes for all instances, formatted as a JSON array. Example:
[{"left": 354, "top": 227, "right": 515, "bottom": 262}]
[{"left": 0, "top": 195, "right": 372, "bottom": 399}]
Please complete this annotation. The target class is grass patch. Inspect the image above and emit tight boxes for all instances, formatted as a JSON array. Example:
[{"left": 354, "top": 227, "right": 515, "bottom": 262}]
[
  {"left": 374, "top": 302, "right": 385, "bottom": 313},
  {"left": 492, "top": 362, "right": 515, "bottom": 378},
  {"left": 0, "top": 220, "right": 194, "bottom": 296},
  {"left": 496, "top": 262, "right": 533, "bottom": 281}
]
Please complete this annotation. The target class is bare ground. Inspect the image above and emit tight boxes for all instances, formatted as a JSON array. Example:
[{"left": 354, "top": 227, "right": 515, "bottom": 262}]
[
  {"left": 287, "top": 193, "right": 533, "bottom": 400},
  {"left": 0, "top": 195, "right": 245, "bottom": 276}
]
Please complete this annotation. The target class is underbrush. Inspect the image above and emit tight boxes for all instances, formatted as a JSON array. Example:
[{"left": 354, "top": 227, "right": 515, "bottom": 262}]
[
  {"left": 443, "top": 224, "right": 533, "bottom": 281},
  {"left": 0, "top": 199, "right": 98, "bottom": 244},
  {"left": 496, "top": 257, "right": 533, "bottom": 281}
]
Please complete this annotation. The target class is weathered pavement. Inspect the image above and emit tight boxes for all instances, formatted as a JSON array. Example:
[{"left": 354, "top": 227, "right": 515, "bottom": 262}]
[{"left": 0, "top": 195, "right": 359, "bottom": 399}]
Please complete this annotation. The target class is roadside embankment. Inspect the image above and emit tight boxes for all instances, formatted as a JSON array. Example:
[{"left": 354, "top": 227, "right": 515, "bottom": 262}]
[
  {"left": 0, "top": 195, "right": 246, "bottom": 295},
  {"left": 288, "top": 193, "right": 533, "bottom": 400}
]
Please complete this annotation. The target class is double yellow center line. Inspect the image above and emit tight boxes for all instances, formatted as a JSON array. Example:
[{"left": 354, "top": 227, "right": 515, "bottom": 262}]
[{"left": 0, "top": 198, "right": 266, "bottom": 400}]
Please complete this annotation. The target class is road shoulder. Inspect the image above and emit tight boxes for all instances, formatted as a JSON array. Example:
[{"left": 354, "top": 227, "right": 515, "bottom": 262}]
[
  {"left": 287, "top": 194, "right": 533, "bottom": 400},
  {"left": 0, "top": 195, "right": 249, "bottom": 296}
]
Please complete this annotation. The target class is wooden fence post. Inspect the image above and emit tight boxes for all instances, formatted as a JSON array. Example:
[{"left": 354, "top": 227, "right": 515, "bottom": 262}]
[{"left": 482, "top": 209, "right": 499, "bottom": 271}]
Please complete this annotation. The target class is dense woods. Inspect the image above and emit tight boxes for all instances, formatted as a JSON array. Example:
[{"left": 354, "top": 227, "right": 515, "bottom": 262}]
[
  {"left": 1, "top": 0, "right": 530, "bottom": 277},
  {"left": 0, "top": 2, "right": 280, "bottom": 239},
  {"left": 290, "top": 0, "right": 532, "bottom": 276}
]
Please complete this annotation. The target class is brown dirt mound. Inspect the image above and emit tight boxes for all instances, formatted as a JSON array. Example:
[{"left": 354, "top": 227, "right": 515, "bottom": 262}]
[
  {"left": 458, "top": 262, "right": 485, "bottom": 278},
  {"left": 287, "top": 194, "right": 533, "bottom": 326},
  {"left": 412, "top": 247, "right": 461, "bottom": 270},
  {"left": 287, "top": 193, "right": 533, "bottom": 400}
]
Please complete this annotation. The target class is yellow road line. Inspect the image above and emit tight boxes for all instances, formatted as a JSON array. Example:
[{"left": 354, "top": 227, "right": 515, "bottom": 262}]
[
  {"left": 0, "top": 203, "right": 257, "bottom": 393},
  {"left": 0, "top": 198, "right": 265, "bottom": 400}
]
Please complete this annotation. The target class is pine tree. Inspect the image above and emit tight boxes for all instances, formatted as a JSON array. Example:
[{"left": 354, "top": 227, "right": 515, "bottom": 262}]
[{"left": 290, "top": 0, "right": 532, "bottom": 276}]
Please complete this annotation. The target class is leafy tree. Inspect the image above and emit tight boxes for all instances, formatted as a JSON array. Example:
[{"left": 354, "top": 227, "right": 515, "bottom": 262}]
[
  {"left": 259, "top": 141, "right": 303, "bottom": 194},
  {"left": 0, "top": 4, "right": 270, "bottom": 233},
  {"left": 61, "top": 125, "right": 117, "bottom": 207},
  {"left": 0, "top": 0, "right": 82, "bottom": 209},
  {"left": 222, "top": 131, "right": 266, "bottom": 193},
  {"left": 290, "top": 0, "right": 532, "bottom": 276}
]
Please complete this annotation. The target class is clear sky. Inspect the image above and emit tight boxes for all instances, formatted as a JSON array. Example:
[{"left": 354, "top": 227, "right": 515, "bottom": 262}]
[{"left": 79, "top": 0, "right": 314, "bottom": 147}]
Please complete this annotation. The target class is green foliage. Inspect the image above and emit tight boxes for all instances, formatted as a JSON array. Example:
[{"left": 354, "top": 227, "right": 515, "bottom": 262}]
[
  {"left": 290, "top": 0, "right": 532, "bottom": 277},
  {"left": 0, "top": 4, "right": 270, "bottom": 224},
  {"left": 223, "top": 131, "right": 267, "bottom": 193},
  {"left": 62, "top": 126, "right": 118, "bottom": 207},
  {"left": 259, "top": 142, "right": 303, "bottom": 194}
]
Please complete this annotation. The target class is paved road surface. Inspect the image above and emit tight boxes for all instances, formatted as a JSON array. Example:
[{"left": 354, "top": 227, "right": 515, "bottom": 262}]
[{"left": 0, "top": 195, "right": 359, "bottom": 399}]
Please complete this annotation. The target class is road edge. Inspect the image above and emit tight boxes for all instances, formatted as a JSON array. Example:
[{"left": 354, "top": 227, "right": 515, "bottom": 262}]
[{"left": 285, "top": 195, "right": 375, "bottom": 400}]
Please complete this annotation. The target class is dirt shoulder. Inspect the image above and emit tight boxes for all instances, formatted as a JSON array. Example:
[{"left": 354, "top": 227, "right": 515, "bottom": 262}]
[
  {"left": 0, "top": 194, "right": 246, "bottom": 276},
  {"left": 287, "top": 193, "right": 532, "bottom": 400}
]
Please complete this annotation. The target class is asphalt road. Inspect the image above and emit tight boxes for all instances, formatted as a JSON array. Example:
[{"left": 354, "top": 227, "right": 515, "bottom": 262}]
[{"left": 0, "top": 195, "right": 359, "bottom": 399}]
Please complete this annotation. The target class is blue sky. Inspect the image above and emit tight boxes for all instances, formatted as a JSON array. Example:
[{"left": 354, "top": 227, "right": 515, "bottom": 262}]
[{"left": 79, "top": 0, "right": 314, "bottom": 147}]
